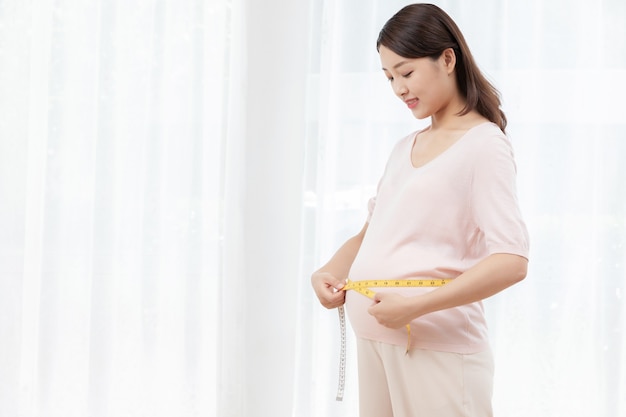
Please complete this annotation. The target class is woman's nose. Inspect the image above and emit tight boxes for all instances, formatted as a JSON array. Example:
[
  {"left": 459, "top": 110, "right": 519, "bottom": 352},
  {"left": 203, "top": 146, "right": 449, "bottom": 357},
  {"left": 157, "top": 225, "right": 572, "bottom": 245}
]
[{"left": 393, "top": 81, "right": 408, "bottom": 97}]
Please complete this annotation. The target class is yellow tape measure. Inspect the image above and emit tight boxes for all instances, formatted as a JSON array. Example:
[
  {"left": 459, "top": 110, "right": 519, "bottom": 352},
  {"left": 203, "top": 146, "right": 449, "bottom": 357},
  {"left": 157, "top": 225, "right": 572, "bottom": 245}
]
[
  {"left": 335, "top": 278, "right": 451, "bottom": 401},
  {"left": 344, "top": 278, "right": 451, "bottom": 298}
]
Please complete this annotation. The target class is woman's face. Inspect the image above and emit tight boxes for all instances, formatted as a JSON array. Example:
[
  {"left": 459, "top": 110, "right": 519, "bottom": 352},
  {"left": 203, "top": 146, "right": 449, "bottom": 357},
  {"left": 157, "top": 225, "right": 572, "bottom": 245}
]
[{"left": 379, "top": 45, "right": 456, "bottom": 120}]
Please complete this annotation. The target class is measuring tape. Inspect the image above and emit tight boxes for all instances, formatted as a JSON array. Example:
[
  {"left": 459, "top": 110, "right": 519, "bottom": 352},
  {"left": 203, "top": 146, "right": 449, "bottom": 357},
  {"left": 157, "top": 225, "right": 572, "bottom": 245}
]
[{"left": 335, "top": 278, "right": 451, "bottom": 401}]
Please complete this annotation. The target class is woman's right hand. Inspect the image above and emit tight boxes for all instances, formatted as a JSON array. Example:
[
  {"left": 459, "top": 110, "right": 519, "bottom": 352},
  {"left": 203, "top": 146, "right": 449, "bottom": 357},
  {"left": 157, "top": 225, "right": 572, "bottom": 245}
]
[{"left": 311, "top": 272, "right": 346, "bottom": 309}]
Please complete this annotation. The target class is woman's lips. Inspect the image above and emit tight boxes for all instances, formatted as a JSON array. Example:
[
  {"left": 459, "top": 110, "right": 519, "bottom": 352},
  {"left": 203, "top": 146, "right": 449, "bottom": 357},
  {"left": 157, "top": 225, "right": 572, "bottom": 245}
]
[{"left": 405, "top": 98, "right": 418, "bottom": 109}]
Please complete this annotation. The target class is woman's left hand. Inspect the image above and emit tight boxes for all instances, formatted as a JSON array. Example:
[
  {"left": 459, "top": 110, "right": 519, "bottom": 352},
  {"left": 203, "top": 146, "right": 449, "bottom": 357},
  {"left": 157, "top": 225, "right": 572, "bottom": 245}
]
[{"left": 367, "top": 292, "right": 417, "bottom": 329}]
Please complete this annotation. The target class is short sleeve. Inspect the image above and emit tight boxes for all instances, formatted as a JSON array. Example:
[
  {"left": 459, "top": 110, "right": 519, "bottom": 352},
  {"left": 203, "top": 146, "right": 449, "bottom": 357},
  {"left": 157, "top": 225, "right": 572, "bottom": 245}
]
[{"left": 470, "top": 134, "right": 529, "bottom": 259}]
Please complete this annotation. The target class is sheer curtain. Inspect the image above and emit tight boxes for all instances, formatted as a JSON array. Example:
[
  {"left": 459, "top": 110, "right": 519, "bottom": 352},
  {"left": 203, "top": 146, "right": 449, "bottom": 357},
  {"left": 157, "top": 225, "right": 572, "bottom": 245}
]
[
  {"left": 0, "top": 1, "right": 240, "bottom": 416},
  {"left": 2, "top": 1, "right": 625, "bottom": 417},
  {"left": 1, "top": 0, "right": 311, "bottom": 416},
  {"left": 299, "top": 1, "right": 626, "bottom": 417}
]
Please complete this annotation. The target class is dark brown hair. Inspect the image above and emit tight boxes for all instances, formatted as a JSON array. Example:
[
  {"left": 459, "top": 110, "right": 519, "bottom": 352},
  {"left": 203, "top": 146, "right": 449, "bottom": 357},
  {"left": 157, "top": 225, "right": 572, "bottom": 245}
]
[{"left": 377, "top": 3, "right": 507, "bottom": 132}]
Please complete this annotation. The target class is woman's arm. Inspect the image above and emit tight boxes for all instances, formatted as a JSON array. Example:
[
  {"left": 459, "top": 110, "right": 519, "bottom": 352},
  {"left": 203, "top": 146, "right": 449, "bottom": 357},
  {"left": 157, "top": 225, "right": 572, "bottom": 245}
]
[
  {"left": 311, "top": 222, "right": 369, "bottom": 309},
  {"left": 368, "top": 253, "right": 528, "bottom": 328}
]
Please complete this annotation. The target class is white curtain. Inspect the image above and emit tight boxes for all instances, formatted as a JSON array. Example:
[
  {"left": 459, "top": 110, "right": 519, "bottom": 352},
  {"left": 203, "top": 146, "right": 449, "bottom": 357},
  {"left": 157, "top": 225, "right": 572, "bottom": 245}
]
[
  {"left": 1, "top": 0, "right": 239, "bottom": 415},
  {"left": 1, "top": 1, "right": 625, "bottom": 417},
  {"left": 299, "top": 1, "right": 626, "bottom": 417},
  {"left": 1, "top": 0, "right": 310, "bottom": 416}
]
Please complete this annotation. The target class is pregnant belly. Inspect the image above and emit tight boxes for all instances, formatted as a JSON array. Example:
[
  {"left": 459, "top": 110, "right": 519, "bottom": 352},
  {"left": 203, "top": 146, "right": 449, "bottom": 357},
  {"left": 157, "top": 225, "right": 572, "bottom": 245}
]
[{"left": 344, "top": 288, "right": 488, "bottom": 353}]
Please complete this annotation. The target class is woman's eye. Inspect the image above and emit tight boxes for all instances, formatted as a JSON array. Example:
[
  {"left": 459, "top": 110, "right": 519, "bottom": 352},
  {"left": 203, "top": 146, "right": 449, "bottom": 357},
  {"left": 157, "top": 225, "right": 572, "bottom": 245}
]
[{"left": 402, "top": 71, "right": 413, "bottom": 78}]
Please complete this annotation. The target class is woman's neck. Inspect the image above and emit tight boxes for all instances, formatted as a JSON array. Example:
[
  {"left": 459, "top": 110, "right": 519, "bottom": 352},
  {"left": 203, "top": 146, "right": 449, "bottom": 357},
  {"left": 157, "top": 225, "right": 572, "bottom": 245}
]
[{"left": 430, "top": 107, "right": 487, "bottom": 132}]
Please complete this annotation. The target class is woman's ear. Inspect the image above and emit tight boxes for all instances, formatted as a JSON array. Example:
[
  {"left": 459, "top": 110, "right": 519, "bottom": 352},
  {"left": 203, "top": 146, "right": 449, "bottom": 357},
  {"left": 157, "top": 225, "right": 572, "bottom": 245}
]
[{"left": 441, "top": 48, "right": 457, "bottom": 74}]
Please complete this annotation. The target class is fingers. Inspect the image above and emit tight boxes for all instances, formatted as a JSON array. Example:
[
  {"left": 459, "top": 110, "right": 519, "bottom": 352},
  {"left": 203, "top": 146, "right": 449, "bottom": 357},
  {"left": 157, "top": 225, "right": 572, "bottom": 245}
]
[
  {"left": 311, "top": 272, "right": 346, "bottom": 309},
  {"left": 367, "top": 293, "right": 406, "bottom": 329},
  {"left": 367, "top": 302, "right": 378, "bottom": 316},
  {"left": 326, "top": 275, "right": 346, "bottom": 291},
  {"left": 311, "top": 271, "right": 345, "bottom": 290},
  {"left": 324, "top": 290, "right": 346, "bottom": 309},
  {"left": 367, "top": 295, "right": 381, "bottom": 317},
  {"left": 318, "top": 288, "right": 345, "bottom": 309}
]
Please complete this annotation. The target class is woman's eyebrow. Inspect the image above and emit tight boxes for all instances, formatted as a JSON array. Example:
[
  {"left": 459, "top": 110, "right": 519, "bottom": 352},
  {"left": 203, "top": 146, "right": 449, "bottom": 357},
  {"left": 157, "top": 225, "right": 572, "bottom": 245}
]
[{"left": 382, "top": 60, "right": 411, "bottom": 71}]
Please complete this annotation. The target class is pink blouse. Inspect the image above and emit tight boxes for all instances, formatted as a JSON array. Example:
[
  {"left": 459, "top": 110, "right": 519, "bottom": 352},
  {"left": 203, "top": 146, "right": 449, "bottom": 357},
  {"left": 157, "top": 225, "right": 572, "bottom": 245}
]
[{"left": 346, "top": 122, "right": 529, "bottom": 353}]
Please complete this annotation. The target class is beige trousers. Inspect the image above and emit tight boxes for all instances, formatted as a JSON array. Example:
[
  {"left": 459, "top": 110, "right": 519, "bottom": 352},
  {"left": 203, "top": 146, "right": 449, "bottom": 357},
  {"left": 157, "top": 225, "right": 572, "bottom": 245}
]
[{"left": 357, "top": 338, "right": 494, "bottom": 417}]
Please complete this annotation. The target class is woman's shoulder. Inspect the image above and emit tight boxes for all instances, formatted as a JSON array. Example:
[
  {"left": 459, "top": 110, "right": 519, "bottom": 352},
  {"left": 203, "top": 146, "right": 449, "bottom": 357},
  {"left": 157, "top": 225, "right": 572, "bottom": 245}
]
[
  {"left": 464, "top": 121, "right": 509, "bottom": 147},
  {"left": 450, "top": 122, "right": 515, "bottom": 171},
  {"left": 466, "top": 119, "right": 504, "bottom": 135}
]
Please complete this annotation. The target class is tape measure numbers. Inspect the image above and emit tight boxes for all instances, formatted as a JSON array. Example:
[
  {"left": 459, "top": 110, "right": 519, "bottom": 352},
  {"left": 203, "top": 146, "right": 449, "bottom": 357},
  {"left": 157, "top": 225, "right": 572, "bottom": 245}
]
[{"left": 335, "top": 278, "right": 451, "bottom": 401}]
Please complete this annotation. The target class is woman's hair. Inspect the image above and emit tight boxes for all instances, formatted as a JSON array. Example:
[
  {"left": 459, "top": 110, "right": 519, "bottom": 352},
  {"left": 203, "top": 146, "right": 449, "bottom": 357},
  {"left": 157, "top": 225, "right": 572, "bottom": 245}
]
[{"left": 377, "top": 3, "right": 507, "bottom": 132}]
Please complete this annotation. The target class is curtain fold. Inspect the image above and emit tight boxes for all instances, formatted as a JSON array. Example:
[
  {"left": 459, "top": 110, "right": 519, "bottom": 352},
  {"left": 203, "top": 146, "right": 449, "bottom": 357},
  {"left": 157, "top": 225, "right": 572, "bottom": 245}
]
[
  {"left": 2, "top": 1, "right": 625, "bottom": 417},
  {"left": 299, "top": 1, "right": 626, "bottom": 417},
  {"left": 1, "top": 1, "right": 237, "bottom": 416}
]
